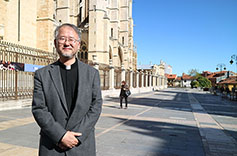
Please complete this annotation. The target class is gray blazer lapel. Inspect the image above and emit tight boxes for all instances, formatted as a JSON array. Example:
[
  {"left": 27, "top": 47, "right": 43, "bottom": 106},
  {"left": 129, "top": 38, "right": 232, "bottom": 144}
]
[
  {"left": 49, "top": 63, "right": 69, "bottom": 115},
  {"left": 76, "top": 61, "right": 84, "bottom": 105}
]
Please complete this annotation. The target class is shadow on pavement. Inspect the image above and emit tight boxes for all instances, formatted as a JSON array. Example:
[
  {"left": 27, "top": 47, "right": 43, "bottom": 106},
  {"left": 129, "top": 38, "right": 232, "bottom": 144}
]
[
  {"left": 108, "top": 116, "right": 205, "bottom": 156},
  {"left": 104, "top": 88, "right": 237, "bottom": 144},
  {"left": 105, "top": 89, "right": 237, "bottom": 118}
]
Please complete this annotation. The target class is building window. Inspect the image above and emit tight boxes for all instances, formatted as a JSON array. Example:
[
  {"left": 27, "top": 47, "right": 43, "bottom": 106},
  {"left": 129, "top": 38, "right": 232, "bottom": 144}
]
[
  {"left": 79, "top": 0, "right": 82, "bottom": 3},
  {"left": 81, "top": 52, "right": 84, "bottom": 59},
  {"left": 79, "top": 7, "right": 82, "bottom": 22},
  {"left": 122, "top": 37, "right": 124, "bottom": 45},
  {"left": 111, "top": 28, "right": 113, "bottom": 37},
  {"left": 85, "top": 52, "right": 88, "bottom": 59}
]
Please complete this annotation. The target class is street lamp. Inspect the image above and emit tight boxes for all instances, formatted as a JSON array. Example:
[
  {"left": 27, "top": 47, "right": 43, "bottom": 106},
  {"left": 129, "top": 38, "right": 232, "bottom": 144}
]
[
  {"left": 230, "top": 55, "right": 237, "bottom": 65},
  {"left": 216, "top": 63, "right": 226, "bottom": 71},
  {"left": 230, "top": 54, "right": 237, "bottom": 79}
]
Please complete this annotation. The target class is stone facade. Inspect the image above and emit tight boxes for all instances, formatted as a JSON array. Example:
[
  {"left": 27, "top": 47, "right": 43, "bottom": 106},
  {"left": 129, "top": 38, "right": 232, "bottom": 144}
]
[
  {"left": 1, "top": 0, "right": 168, "bottom": 94},
  {"left": 0, "top": 0, "right": 137, "bottom": 70},
  {"left": 137, "top": 60, "right": 168, "bottom": 90},
  {"left": 85, "top": 0, "right": 136, "bottom": 70},
  {"left": 0, "top": 0, "right": 37, "bottom": 47}
]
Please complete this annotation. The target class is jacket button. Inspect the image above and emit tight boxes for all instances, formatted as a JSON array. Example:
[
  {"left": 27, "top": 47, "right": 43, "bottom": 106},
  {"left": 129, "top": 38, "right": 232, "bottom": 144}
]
[{"left": 65, "top": 117, "right": 68, "bottom": 121}]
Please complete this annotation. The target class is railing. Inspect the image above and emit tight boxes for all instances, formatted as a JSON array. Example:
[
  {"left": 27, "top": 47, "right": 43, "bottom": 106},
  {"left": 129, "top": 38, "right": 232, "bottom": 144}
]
[
  {"left": 0, "top": 40, "right": 56, "bottom": 64},
  {"left": 133, "top": 72, "right": 137, "bottom": 88},
  {"left": 99, "top": 64, "right": 109, "bottom": 90},
  {"left": 114, "top": 67, "right": 121, "bottom": 89},
  {"left": 0, "top": 70, "right": 34, "bottom": 100},
  {"left": 125, "top": 70, "right": 130, "bottom": 87},
  {"left": 139, "top": 73, "right": 142, "bottom": 87},
  {"left": 0, "top": 40, "right": 56, "bottom": 101}
]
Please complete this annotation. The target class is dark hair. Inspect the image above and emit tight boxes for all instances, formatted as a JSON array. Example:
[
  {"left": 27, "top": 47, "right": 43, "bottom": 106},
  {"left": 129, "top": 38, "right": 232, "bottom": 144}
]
[{"left": 54, "top": 23, "right": 81, "bottom": 41}]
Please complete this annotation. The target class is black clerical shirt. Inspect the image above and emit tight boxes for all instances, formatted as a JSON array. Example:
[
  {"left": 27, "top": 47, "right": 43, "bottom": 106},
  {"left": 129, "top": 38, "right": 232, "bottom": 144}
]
[{"left": 59, "top": 59, "right": 78, "bottom": 116}]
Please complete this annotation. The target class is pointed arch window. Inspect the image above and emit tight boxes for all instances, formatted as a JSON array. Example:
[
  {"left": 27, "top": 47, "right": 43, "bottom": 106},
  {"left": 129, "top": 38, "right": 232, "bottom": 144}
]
[
  {"left": 81, "top": 52, "right": 84, "bottom": 59},
  {"left": 79, "top": 41, "right": 88, "bottom": 64},
  {"left": 85, "top": 52, "right": 88, "bottom": 59}
]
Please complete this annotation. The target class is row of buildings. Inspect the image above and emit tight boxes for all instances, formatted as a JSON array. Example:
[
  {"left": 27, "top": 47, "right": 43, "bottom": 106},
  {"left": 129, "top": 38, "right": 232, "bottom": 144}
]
[
  {"left": 166, "top": 70, "right": 236, "bottom": 90},
  {"left": 0, "top": 0, "right": 169, "bottom": 100}
]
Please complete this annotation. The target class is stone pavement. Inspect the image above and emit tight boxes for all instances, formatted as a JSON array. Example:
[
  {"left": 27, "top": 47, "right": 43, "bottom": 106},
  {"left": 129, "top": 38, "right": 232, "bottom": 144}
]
[
  {"left": 188, "top": 92, "right": 237, "bottom": 156},
  {"left": 0, "top": 88, "right": 237, "bottom": 156}
]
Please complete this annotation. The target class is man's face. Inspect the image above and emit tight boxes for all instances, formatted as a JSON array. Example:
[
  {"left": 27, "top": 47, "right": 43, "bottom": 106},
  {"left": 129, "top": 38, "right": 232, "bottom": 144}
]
[{"left": 54, "top": 26, "right": 80, "bottom": 59}]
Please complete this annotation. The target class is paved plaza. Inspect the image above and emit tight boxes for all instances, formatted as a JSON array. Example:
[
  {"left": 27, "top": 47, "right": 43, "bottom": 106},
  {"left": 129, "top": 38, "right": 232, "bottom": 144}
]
[{"left": 0, "top": 88, "right": 237, "bottom": 156}]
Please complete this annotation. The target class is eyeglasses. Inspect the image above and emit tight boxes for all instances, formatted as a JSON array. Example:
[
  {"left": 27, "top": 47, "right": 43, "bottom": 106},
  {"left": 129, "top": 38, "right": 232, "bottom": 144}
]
[{"left": 57, "top": 37, "right": 80, "bottom": 44}]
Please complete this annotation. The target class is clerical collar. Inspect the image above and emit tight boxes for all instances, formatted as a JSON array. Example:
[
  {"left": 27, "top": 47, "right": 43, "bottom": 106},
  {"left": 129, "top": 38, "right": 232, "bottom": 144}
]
[
  {"left": 58, "top": 59, "right": 78, "bottom": 70},
  {"left": 66, "top": 65, "right": 71, "bottom": 70}
]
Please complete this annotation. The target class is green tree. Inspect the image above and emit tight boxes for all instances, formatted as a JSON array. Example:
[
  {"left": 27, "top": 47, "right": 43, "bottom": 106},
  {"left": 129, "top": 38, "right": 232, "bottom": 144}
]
[
  {"left": 196, "top": 75, "right": 212, "bottom": 88},
  {"left": 191, "top": 80, "right": 199, "bottom": 88}
]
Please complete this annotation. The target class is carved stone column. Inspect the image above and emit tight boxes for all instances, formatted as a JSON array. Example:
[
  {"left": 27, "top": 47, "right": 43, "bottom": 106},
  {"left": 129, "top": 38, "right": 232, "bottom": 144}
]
[
  {"left": 121, "top": 64, "right": 126, "bottom": 82},
  {"left": 149, "top": 72, "right": 152, "bottom": 87},
  {"left": 136, "top": 71, "right": 139, "bottom": 88},
  {"left": 92, "top": 55, "right": 99, "bottom": 70},
  {"left": 130, "top": 69, "right": 133, "bottom": 88},
  {"left": 145, "top": 71, "right": 148, "bottom": 88},
  {"left": 141, "top": 70, "right": 144, "bottom": 88},
  {"left": 109, "top": 59, "right": 114, "bottom": 90}
]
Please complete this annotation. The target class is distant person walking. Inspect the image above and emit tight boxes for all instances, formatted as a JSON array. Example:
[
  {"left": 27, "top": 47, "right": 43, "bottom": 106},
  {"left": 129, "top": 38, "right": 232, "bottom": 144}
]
[{"left": 119, "top": 81, "right": 130, "bottom": 109}]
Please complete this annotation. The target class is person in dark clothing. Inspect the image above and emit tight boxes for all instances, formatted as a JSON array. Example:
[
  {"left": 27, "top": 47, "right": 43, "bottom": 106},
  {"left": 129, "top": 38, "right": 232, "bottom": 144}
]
[
  {"left": 119, "top": 81, "right": 129, "bottom": 109},
  {"left": 220, "top": 86, "right": 224, "bottom": 93},
  {"left": 226, "top": 86, "right": 230, "bottom": 95}
]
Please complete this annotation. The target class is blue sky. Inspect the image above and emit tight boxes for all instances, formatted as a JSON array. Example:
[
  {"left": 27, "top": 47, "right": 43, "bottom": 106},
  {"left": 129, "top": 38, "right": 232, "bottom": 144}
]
[{"left": 133, "top": 0, "right": 237, "bottom": 76}]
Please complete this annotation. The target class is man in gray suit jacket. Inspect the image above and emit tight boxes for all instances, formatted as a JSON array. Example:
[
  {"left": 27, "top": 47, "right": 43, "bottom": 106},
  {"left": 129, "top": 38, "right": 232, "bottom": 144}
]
[{"left": 32, "top": 23, "right": 102, "bottom": 156}]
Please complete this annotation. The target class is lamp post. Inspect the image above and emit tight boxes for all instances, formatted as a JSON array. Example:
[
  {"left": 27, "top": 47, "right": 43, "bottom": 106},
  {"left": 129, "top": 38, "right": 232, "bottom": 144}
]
[
  {"left": 215, "top": 63, "right": 227, "bottom": 88},
  {"left": 230, "top": 55, "right": 237, "bottom": 100},
  {"left": 230, "top": 55, "right": 237, "bottom": 80},
  {"left": 216, "top": 63, "right": 226, "bottom": 71},
  {"left": 230, "top": 55, "right": 237, "bottom": 66}
]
